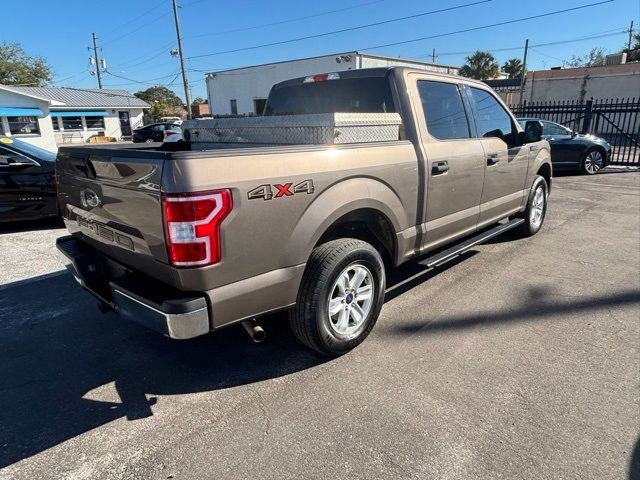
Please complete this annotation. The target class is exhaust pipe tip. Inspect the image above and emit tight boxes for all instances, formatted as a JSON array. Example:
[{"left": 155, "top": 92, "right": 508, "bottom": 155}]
[{"left": 241, "top": 319, "right": 266, "bottom": 343}]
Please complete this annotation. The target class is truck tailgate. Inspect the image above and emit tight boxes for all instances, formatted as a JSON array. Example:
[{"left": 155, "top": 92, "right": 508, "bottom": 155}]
[{"left": 56, "top": 147, "right": 171, "bottom": 279}]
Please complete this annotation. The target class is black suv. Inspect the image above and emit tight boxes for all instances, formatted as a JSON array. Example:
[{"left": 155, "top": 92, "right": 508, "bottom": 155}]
[{"left": 132, "top": 123, "right": 181, "bottom": 143}]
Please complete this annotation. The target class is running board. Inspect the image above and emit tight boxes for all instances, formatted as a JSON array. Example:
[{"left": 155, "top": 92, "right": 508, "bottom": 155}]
[{"left": 418, "top": 218, "right": 525, "bottom": 269}]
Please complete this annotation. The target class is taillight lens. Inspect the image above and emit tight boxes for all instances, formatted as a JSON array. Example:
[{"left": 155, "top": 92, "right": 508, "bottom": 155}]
[{"left": 162, "top": 189, "right": 232, "bottom": 267}]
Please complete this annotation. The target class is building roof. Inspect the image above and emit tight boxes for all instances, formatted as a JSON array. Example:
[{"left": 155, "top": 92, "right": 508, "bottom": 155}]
[
  {"left": 0, "top": 85, "right": 150, "bottom": 109},
  {"left": 206, "top": 51, "right": 458, "bottom": 76}
]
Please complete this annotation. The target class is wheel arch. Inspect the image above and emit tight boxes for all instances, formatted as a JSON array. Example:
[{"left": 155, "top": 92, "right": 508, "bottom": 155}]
[
  {"left": 536, "top": 162, "right": 552, "bottom": 192},
  {"left": 283, "top": 177, "right": 409, "bottom": 268}
]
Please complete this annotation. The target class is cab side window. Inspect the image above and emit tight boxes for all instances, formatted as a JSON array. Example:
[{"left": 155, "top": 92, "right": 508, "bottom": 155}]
[
  {"left": 418, "top": 80, "right": 471, "bottom": 140},
  {"left": 470, "top": 87, "right": 516, "bottom": 145}
]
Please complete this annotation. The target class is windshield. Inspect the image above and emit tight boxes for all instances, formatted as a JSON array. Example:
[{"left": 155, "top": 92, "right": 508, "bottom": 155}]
[
  {"left": 1, "top": 137, "right": 56, "bottom": 162},
  {"left": 265, "top": 77, "right": 396, "bottom": 116}
]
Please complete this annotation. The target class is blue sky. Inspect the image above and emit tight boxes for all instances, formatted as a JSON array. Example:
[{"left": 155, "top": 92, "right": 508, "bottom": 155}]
[{"left": 4, "top": 0, "right": 639, "bottom": 100}]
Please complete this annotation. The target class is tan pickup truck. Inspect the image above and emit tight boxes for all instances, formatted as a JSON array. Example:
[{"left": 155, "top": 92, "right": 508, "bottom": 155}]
[{"left": 56, "top": 67, "right": 551, "bottom": 356}]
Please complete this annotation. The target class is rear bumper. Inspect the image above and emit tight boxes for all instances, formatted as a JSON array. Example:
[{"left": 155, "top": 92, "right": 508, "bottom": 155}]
[{"left": 56, "top": 235, "right": 210, "bottom": 339}]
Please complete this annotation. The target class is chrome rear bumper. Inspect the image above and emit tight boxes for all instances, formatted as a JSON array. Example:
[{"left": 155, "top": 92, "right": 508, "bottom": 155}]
[{"left": 57, "top": 235, "right": 210, "bottom": 339}]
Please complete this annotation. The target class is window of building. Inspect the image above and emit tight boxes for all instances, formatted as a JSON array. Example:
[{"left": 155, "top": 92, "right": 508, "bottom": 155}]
[
  {"left": 469, "top": 88, "right": 515, "bottom": 144},
  {"left": 61, "top": 116, "right": 82, "bottom": 130},
  {"left": 85, "top": 116, "right": 105, "bottom": 129},
  {"left": 253, "top": 98, "right": 267, "bottom": 116},
  {"left": 230, "top": 99, "right": 238, "bottom": 115},
  {"left": 51, "top": 117, "right": 60, "bottom": 131},
  {"left": 7, "top": 116, "right": 40, "bottom": 135},
  {"left": 417, "top": 81, "right": 470, "bottom": 140}
]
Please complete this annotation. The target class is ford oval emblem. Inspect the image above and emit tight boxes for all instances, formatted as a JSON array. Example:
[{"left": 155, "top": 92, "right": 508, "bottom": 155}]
[{"left": 80, "top": 188, "right": 101, "bottom": 209}]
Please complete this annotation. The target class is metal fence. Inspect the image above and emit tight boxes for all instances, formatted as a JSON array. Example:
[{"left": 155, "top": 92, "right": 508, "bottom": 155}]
[{"left": 509, "top": 98, "right": 640, "bottom": 166}]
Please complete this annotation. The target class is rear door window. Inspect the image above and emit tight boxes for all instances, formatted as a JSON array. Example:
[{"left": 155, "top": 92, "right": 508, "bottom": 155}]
[
  {"left": 469, "top": 87, "right": 516, "bottom": 144},
  {"left": 417, "top": 80, "right": 471, "bottom": 140}
]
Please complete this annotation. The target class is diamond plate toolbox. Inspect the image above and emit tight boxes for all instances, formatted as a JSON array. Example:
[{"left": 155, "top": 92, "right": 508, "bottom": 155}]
[{"left": 181, "top": 113, "right": 402, "bottom": 145}]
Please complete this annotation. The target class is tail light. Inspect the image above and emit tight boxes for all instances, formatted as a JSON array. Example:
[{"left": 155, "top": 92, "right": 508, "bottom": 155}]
[{"left": 162, "top": 189, "right": 232, "bottom": 268}]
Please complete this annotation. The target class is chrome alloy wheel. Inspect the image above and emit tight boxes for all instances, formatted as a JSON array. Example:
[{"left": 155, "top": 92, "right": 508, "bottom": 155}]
[
  {"left": 327, "top": 263, "right": 374, "bottom": 335},
  {"left": 530, "top": 186, "right": 546, "bottom": 229},
  {"left": 585, "top": 150, "right": 604, "bottom": 174}
]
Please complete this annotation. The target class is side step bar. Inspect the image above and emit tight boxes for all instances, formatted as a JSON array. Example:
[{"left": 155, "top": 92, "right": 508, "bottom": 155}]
[{"left": 419, "top": 218, "right": 525, "bottom": 269}]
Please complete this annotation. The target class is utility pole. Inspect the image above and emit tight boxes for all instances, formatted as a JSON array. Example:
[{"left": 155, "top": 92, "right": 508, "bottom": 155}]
[
  {"left": 519, "top": 39, "right": 529, "bottom": 107},
  {"left": 172, "top": 0, "right": 192, "bottom": 119},
  {"left": 431, "top": 48, "right": 437, "bottom": 63},
  {"left": 91, "top": 33, "right": 103, "bottom": 89},
  {"left": 628, "top": 20, "right": 635, "bottom": 50}
]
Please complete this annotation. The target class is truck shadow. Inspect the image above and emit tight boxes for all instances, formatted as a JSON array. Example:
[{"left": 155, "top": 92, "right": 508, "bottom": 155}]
[
  {"left": 0, "top": 272, "right": 324, "bottom": 468},
  {"left": 0, "top": 253, "right": 475, "bottom": 467}
]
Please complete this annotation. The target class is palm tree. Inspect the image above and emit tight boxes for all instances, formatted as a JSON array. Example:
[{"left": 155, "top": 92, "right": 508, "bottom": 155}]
[
  {"left": 459, "top": 51, "right": 500, "bottom": 80},
  {"left": 502, "top": 58, "right": 524, "bottom": 79}
]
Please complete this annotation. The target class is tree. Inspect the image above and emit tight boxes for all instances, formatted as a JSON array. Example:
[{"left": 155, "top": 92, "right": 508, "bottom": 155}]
[
  {"left": 459, "top": 51, "right": 500, "bottom": 80},
  {"left": 134, "top": 85, "right": 185, "bottom": 121},
  {"left": 0, "top": 42, "right": 52, "bottom": 86},
  {"left": 565, "top": 47, "right": 606, "bottom": 68},
  {"left": 623, "top": 33, "right": 640, "bottom": 62},
  {"left": 501, "top": 58, "right": 524, "bottom": 79},
  {"left": 191, "top": 97, "right": 206, "bottom": 105}
]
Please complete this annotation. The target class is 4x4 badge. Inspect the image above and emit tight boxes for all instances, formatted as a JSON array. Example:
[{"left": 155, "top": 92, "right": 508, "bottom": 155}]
[{"left": 247, "top": 180, "right": 314, "bottom": 201}]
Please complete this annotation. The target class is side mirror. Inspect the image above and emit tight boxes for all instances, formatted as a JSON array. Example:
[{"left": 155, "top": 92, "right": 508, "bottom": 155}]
[{"left": 521, "top": 120, "right": 543, "bottom": 143}]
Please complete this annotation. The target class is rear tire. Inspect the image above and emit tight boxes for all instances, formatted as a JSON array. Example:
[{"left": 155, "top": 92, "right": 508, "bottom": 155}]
[
  {"left": 516, "top": 175, "right": 548, "bottom": 237},
  {"left": 582, "top": 148, "right": 604, "bottom": 175},
  {"left": 289, "top": 238, "right": 385, "bottom": 356}
]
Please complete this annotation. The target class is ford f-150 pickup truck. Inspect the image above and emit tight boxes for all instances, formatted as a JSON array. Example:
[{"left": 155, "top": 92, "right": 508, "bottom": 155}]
[{"left": 56, "top": 67, "right": 551, "bottom": 356}]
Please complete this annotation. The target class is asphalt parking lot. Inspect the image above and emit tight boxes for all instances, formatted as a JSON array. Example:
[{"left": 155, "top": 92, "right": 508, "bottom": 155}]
[{"left": 0, "top": 170, "right": 639, "bottom": 480}]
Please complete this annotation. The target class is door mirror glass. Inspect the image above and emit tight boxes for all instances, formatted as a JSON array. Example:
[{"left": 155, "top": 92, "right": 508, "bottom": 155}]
[{"left": 522, "top": 120, "right": 543, "bottom": 143}]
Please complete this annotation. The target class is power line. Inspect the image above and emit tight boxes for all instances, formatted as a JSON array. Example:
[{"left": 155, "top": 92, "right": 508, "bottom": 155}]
[
  {"left": 185, "top": 0, "right": 388, "bottom": 39},
  {"left": 108, "top": 42, "right": 176, "bottom": 70},
  {"left": 356, "top": 0, "right": 614, "bottom": 53},
  {"left": 100, "top": 0, "right": 171, "bottom": 38},
  {"left": 104, "top": 70, "right": 182, "bottom": 86},
  {"left": 101, "top": 11, "right": 173, "bottom": 47},
  {"left": 530, "top": 48, "right": 567, "bottom": 64},
  {"left": 420, "top": 28, "right": 627, "bottom": 58},
  {"left": 187, "top": 0, "right": 492, "bottom": 59}
]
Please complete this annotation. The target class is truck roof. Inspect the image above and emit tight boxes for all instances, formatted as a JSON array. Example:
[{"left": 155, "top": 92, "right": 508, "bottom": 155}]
[{"left": 271, "top": 67, "right": 488, "bottom": 90}]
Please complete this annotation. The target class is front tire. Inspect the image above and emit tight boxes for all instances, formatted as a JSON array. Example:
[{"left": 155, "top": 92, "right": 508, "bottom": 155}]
[
  {"left": 290, "top": 238, "right": 385, "bottom": 356},
  {"left": 582, "top": 148, "right": 604, "bottom": 175},
  {"left": 517, "top": 175, "right": 548, "bottom": 237}
]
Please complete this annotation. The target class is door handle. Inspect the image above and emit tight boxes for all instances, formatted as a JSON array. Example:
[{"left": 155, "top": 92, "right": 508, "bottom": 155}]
[
  {"left": 431, "top": 161, "right": 449, "bottom": 175},
  {"left": 486, "top": 153, "right": 500, "bottom": 165}
]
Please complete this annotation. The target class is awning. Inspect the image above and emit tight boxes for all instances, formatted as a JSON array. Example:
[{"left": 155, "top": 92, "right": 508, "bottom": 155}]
[
  {"left": 51, "top": 110, "right": 109, "bottom": 117},
  {"left": 0, "top": 107, "right": 44, "bottom": 117}
]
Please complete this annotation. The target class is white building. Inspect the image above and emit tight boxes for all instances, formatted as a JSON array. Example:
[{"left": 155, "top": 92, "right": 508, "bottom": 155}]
[
  {"left": 206, "top": 51, "right": 459, "bottom": 116},
  {"left": 0, "top": 85, "right": 150, "bottom": 151}
]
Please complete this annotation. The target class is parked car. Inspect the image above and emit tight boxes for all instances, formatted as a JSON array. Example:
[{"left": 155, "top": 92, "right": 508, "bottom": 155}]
[
  {"left": 163, "top": 127, "right": 182, "bottom": 142},
  {"left": 56, "top": 67, "right": 551, "bottom": 356},
  {"left": 132, "top": 123, "right": 181, "bottom": 143},
  {"left": 517, "top": 118, "right": 611, "bottom": 174},
  {"left": 0, "top": 137, "right": 57, "bottom": 223}
]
